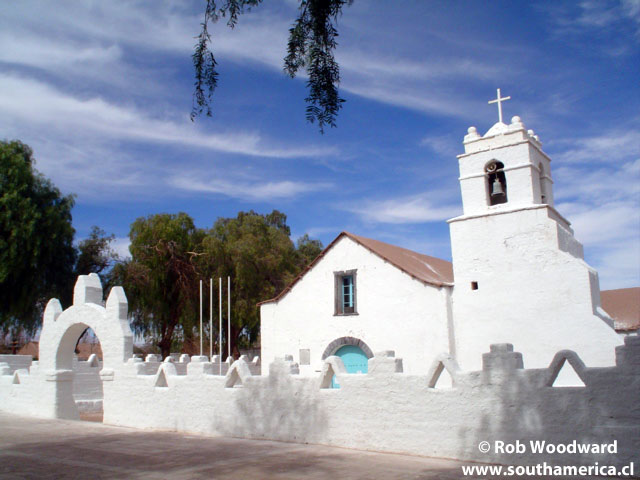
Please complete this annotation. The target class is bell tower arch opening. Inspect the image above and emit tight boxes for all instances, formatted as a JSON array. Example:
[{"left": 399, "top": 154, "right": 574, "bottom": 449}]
[{"left": 486, "top": 161, "right": 507, "bottom": 206}]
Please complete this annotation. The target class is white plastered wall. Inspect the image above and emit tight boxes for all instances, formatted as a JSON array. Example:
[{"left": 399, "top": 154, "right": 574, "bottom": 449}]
[
  {"left": 261, "top": 236, "right": 451, "bottom": 375},
  {"left": 71, "top": 339, "right": 640, "bottom": 469}
]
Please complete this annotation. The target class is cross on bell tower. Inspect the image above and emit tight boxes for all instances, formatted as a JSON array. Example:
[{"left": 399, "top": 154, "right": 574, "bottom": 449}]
[{"left": 488, "top": 88, "right": 511, "bottom": 124}]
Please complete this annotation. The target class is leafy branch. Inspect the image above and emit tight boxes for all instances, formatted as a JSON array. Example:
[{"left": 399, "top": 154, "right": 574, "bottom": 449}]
[
  {"left": 285, "top": 0, "right": 351, "bottom": 133},
  {"left": 192, "top": 0, "right": 264, "bottom": 120},
  {"left": 192, "top": 0, "right": 352, "bottom": 132}
]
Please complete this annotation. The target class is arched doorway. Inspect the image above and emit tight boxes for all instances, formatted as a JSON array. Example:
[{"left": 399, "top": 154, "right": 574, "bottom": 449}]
[
  {"left": 331, "top": 345, "right": 369, "bottom": 388},
  {"left": 73, "top": 327, "right": 104, "bottom": 421},
  {"left": 322, "top": 337, "right": 372, "bottom": 389}
]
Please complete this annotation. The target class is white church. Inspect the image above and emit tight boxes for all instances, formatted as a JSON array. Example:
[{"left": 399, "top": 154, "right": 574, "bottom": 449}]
[
  {"left": 259, "top": 91, "right": 623, "bottom": 379},
  {"left": 2, "top": 94, "right": 638, "bottom": 467}
]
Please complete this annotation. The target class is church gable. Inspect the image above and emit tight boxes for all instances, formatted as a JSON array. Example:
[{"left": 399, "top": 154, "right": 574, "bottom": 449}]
[
  {"left": 259, "top": 231, "right": 453, "bottom": 307},
  {"left": 260, "top": 232, "right": 452, "bottom": 376}
]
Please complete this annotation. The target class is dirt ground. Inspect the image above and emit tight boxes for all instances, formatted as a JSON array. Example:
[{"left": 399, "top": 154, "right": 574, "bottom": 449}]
[{"left": 0, "top": 412, "right": 608, "bottom": 480}]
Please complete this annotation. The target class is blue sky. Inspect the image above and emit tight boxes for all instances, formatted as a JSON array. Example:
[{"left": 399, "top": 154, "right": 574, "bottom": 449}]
[{"left": 1, "top": 0, "right": 638, "bottom": 289}]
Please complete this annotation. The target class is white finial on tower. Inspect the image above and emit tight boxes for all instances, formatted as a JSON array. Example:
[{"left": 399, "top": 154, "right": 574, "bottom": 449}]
[{"left": 488, "top": 88, "right": 511, "bottom": 124}]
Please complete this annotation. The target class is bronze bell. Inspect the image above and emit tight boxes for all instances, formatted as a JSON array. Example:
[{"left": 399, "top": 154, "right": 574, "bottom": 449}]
[{"left": 491, "top": 177, "right": 504, "bottom": 196}]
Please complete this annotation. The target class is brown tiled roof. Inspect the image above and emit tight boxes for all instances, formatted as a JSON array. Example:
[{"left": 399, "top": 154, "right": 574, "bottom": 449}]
[
  {"left": 601, "top": 287, "right": 640, "bottom": 332},
  {"left": 259, "top": 231, "right": 453, "bottom": 305}
]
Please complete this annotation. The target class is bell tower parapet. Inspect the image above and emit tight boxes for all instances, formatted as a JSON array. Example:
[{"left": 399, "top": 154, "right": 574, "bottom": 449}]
[{"left": 456, "top": 111, "right": 553, "bottom": 216}]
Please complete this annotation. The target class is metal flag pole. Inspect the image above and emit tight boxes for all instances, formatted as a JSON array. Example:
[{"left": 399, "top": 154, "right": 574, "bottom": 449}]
[
  {"left": 227, "top": 276, "right": 231, "bottom": 360},
  {"left": 209, "top": 278, "right": 213, "bottom": 359},
  {"left": 218, "top": 277, "right": 222, "bottom": 375},
  {"left": 199, "top": 279, "right": 203, "bottom": 357}
]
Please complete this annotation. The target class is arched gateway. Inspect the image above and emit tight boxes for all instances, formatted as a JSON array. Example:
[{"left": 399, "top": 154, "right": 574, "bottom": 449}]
[{"left": 37, "top": 273, "right": 133, "bottom": 419}]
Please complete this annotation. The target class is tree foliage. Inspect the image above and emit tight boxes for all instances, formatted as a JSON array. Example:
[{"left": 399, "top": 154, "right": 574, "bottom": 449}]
[
  {"left": 296, "top": 233, "right": 323, "bottom": 267},
  {"left": 75, "top": 226, "right": 119, "bottom": 285},
  {"left": 112, "top": 209, "right": 323, "bottom": 358},
  {"left": 199, "top": 210, "right": 303, "bottom": 355},
  {"left": 0, "top": 141, "right": 76, "bottom": 334},
  {"left": 111, "top": 213, "right": 203, "bottom": 358},
  {"left": 192, "top": 0, "right": 352, "bottom": 132},
  {"left": 284, "top": 0, "right": 351, "bottom": 132}
]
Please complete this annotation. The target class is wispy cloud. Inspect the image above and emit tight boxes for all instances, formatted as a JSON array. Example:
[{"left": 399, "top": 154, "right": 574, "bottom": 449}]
[
  {"left": 541, "top": 0, "right": 640, "bottom": 46},
  {"left": 553, "top": 159, "right": 640, "bottom": 204},
  {"left": 551, "top": 130, "right": 640, "bottom": 164},
  {"left": 552, "top": 142, "right": 640, "bottom": 289},
  {"left": 170, "top": 175, "right": 332, "bottom": 201},
  {"left": 567, "top": 0, "right": 639, "bottom": 31},
  {"left": 0, "top": 74, "right": 334, "bottom": 159},
  {"left": 0, "top": 35, "right": 123, "bottom": 68},
  {"left": 595, "top": 238, "right": 640, "bottom": 289},
  {"left": 343, "top": 192, "right": 461, "bottom": 225},
  {"left": 336, "top": 52, "right": 508, "bottom": 118},
  {"left": 557, "top": 200, "right": 640, "bottom": 289},
  {"left": 111, "top": 237, "right": 132, "bottom": 260},
  {"left": 338, "top": 53, "right": 503, "bottom": 82},
  {"left": 420, "top": 134, "right": 460, "bottom": 157},
  {"left": 559, "top": 200, "right": 640, "bottom": 246},
  {"left": 0, "top": 1, "right": 198, "bottom": 57},
  {"left": 0, "top": 1, "right": 510, "bottom": 121}
]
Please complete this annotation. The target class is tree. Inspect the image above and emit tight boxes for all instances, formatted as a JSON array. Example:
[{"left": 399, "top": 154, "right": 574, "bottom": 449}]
[
  {"left": 199, "top": 210, "right": 323, "bottom": 358},
  {"left": 111, "top": 213, "right": 203, "bottom": 358},
  {"left": 296, "top": 233, "right": 323, "bottom": 267},
  {"left": 0, "top": 140, "right": 76, "bottom": 335},
  {"left": 110, "top": 209, "right": 323, "bottom": 358},
  {"left": 192, "top": 0, "right": 352, "bottom": 132},
  {"left": 199, "top": 210, "right": 298, "bottom": 357},
  {"left": 75, "top": 226, "right": 120, "bottom": 285},
  {"left": 73, "top": 225, "right": 121, "bottom": 351}
]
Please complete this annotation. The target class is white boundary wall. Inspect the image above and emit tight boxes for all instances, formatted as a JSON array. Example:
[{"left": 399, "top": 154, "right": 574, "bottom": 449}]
[
  {"left": 0, "top": 275, "right": 637, "bottom": 469},
  {"left": 0, "top": 355, "right": 104, "bottom": 414},
  {"left": 1, "top": 339, "right": 638, "bottom": 468},
  {"left": 0, "top": 355, "right": 33, "bottom": 373},
  {"left": 108, "top": 340, "right": 640, "bottom": 468}
]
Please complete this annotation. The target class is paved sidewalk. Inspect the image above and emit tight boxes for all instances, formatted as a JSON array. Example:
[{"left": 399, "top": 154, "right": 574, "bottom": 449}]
[{"left": 0, "top": 412, "right": 603, "bottom": 479}]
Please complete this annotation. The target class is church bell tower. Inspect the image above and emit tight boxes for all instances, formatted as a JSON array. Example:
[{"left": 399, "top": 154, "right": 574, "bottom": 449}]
[
  {"left": 448, "top": 90, "right": 620, "bottom": 377},
  {"left": 457, "top": 89, "right": 554, "bottom": 216}
]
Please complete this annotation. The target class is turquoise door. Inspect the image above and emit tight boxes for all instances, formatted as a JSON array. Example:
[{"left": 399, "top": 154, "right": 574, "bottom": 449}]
[{"left": 331, "top": 345, "right": 369, "bottom": 388}]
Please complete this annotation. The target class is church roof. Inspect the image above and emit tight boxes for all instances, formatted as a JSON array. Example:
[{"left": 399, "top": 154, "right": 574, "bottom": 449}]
[
  {"left": 346, "top": 233, "right": 454, "bottom": 286},
  {"left": 601, "top": 287, "right": 640, "bottom": 332},
  {"left": 259, "top": 232, "right": 453, "bottom": 305}
]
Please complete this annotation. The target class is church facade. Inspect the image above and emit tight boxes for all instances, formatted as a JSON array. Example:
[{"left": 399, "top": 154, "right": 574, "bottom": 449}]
[{"left": 259, "top": 112, "right": 623, "bottom": 379}]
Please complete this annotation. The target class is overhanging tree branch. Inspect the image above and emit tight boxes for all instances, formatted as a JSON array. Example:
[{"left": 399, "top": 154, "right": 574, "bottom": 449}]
[{"left": 192, "top": 0, "right": 352, "bottom": 132}]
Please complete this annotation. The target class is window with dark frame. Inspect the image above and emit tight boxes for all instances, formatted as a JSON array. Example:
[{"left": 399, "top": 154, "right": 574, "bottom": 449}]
[{"left": 334, "top": 270, "right": 357, "bottom": 315}]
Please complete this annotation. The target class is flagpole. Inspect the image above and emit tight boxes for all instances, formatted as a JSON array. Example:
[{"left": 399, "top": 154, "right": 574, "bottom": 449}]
[
  {"left": 209, "top": 278, "right": 213, "bottom": 359},
  {"left": 199, "top": 279, "right": 203, "bottom": 357},
  {"left": 227, "top": 276, "right": 231, "bottom": 360},
  {"left": 218, "top": 277, "right": 222, "bottom": 375}
]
